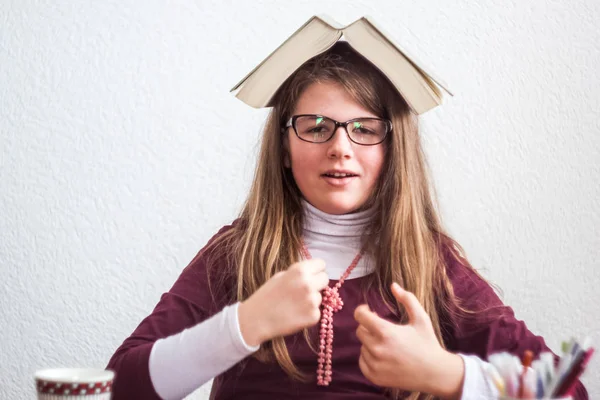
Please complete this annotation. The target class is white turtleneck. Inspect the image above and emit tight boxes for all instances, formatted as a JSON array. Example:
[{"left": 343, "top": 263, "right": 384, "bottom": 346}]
[
  {"left": 302, "top": 199, "right": 375, "bottom": 280},
  {"left": 148, "top": 201, "right": 498, "bottom": 400}
]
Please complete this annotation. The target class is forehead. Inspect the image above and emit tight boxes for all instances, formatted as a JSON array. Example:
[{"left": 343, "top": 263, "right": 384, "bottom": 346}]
[{"left": 292, "top": 81, "right": 378, "bottom": 120}]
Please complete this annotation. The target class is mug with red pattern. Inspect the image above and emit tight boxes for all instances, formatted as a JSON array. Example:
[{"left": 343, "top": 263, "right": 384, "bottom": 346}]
[{"left": 34, "top": 368, "right": 114, "bottom": 399}]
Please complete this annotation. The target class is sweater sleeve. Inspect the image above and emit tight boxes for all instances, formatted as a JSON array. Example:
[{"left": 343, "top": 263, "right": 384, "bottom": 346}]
[
  {"left": 106, "top": 224, "right": 239, "bottom": 400},
  {"left": 442, "top": 244, "right": 588, "bottom": 400},
  {"left": 148, "top": 302, "right": 259, "bottom": 400}
]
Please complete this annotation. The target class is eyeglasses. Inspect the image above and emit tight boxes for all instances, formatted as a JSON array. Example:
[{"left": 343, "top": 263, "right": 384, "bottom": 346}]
[{"left": 284, "top": 114, "right": 392, "bottom": 146}]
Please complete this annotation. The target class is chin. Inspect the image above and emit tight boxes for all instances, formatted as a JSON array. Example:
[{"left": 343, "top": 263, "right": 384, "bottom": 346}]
[{"left": 316, "top": 197, "right": 365, "bottom": 215}]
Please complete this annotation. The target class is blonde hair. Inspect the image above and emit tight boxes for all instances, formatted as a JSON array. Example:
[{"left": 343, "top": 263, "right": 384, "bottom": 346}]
[{"left": 207, "top": 42, "right": 475, "bottom": 399}]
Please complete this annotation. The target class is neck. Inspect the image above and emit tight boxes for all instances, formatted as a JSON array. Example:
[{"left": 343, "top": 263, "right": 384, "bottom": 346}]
[
  {"left": 301, "top": 199, "right": 374, "bottom": 280},
  {"left": 302, "top": 199, "right": 373, "bottom": 237}
]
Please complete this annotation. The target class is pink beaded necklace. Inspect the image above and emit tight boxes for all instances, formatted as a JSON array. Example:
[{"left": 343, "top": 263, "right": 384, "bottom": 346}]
[{"left": 300, "top": 242, "right": 363, "bottom": 386}]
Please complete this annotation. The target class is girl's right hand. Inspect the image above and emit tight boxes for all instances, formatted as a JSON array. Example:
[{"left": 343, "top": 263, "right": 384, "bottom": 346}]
[{"left": 238, "top": 259, "right": 329, "bottom": 347}]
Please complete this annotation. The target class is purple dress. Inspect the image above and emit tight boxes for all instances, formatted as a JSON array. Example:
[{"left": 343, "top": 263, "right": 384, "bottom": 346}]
[{"left": 107, "top": 224, "right": 588, "bottom": 399}]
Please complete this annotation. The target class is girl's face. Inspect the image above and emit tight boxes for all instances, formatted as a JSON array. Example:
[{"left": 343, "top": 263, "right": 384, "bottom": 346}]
[{"left": 285, "top": 81, "right": 386, "bottom": 215}]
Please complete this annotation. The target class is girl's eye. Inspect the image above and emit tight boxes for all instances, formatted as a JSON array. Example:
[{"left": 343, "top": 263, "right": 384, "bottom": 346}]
[
  {"left": 351, "top": 122, "right": 375, "bottom": 135},
  {"left": 308, "top": 127, "right": 329, "bottom": 134},
  {"left": 354, "top": 127, "right": 376, "bottom": 135}
]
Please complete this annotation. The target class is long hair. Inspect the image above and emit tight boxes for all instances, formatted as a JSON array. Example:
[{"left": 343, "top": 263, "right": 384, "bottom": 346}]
[{"left": 206, "top": 42, "right": 476, "bottom": 399}]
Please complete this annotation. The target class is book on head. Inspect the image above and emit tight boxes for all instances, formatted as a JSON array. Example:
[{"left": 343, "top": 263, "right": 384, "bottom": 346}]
[{"left": 230, "top": 15, "right": 453, "bottom": 115}]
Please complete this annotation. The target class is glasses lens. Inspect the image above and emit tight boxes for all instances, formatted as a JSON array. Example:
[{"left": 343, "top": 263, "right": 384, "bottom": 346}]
[
  {"left": 347, "top": 119, "right": 388, "bottom": 145},
  {"left": 294, "top": 116, "right": 335, "bottom": 143}
]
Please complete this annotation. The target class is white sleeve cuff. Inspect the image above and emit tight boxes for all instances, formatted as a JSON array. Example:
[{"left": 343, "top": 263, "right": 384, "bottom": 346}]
[
  {"left": 231, "top": 302, "right": 260, "bottom": 353},
  {"left": 459, "top": 354, "right": 500, "bottom": 400}
]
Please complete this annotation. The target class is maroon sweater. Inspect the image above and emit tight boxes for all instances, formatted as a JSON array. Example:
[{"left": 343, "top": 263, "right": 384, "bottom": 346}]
[{"left": 107, "top": 225, "right": 588, "bottom": 399}]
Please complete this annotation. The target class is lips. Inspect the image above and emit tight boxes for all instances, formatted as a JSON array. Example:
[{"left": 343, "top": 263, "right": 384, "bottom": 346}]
[
  {"left": 321, "top": 170, "right": 359, "bottom": 178},
  {"left": 321, "top": 170, "right": 359, "bottom": 187}
]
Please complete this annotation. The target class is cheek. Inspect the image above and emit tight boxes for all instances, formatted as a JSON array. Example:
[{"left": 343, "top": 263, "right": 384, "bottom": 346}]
[
  {"left": 289, "top": 139, "right": 321, "bottom": 165},
  {"left": 289, "top": 144, "right": 320, "bottom": 179},
  {"left": 362, "top": 148, "right": 386, "bottom": 180}
]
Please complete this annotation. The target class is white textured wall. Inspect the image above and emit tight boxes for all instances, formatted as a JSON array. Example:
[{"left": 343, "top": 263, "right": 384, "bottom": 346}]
[{"left": 1, "top": 1, "right": 598, "bottom": 399}]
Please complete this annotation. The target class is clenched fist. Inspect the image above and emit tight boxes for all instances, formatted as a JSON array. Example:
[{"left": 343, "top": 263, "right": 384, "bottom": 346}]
[{"left": 238, "top": 259, "right": 330, "bottom": 346}]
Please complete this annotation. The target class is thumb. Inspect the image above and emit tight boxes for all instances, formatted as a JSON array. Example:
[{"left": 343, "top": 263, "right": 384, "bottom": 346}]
[
  {"left": 391, "top": 282, "right": 428, "bottom": 326},
  {"left": 354, "top": 304, "right": 392, "bottom": 335}
]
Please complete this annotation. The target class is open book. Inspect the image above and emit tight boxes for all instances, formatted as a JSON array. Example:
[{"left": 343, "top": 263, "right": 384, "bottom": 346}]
[{"left": 230, "top": 15, "right": 453, "bottom": 115}]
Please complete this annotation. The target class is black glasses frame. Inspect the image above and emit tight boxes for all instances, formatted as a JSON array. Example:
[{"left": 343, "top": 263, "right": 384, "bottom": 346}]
[{"left": 283, "top": 114, "right": 392, "bottom": 146}]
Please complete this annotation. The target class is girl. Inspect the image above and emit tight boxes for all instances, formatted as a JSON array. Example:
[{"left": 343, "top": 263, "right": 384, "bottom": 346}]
[{"left": 107, "top": 42, "right": 588, "bottom": 399}]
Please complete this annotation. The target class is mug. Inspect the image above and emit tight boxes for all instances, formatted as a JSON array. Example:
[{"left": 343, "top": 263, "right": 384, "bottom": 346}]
[{"left": 34, "top": 368, "right": 114, "bottom": 399}]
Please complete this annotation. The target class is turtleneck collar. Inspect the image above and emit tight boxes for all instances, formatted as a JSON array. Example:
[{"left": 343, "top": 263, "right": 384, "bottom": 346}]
[{"left": 302, "top": 199, "right": 373, "bottom": 238}]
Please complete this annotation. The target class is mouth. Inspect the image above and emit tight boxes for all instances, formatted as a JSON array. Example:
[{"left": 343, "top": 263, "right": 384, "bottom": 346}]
[
  {"left": 321, "top": 170, "right": 359, "bottom": 187},
  {"left": 321, "top": 170, "right": 359, "bottom": 179}
]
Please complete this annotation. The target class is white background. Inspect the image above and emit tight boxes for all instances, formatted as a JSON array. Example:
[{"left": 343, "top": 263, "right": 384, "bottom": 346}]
[{"left": 1, "top": 0, "right": 598, "bottom": 398}]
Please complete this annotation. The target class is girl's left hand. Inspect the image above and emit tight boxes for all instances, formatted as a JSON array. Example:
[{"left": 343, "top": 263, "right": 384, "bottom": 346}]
[{"left": 354, "top": 282, "right": 464, "bottom": 399}]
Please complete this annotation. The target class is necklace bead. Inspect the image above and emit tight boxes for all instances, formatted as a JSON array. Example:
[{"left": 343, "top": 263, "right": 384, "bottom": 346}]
[{"left": 301, "top": 241, "right": 362, "bottom": 386}]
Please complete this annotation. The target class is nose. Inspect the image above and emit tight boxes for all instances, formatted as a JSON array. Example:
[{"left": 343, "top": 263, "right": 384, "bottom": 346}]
[{"left": 326, "top": 126, "right": 354, "bottom": 159}]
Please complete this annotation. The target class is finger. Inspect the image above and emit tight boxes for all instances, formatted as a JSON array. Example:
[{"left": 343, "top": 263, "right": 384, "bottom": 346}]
[
  {"left": 299, "top": 258, "right": 326, "bottom": 274},
  {"left": 355, "top": 324, "right": 375, "bottom": 345},
  {"left": 360, "top": 343, "right": 378, "bottom": 365},
  {"left": 271, "top": 270, "right": 285, "bottom": 280},
  {"left": 358, "top": 351, "right": 374, "bottom": 380},
  {"left": 310, "top": 271, "right": 330, "bottom": 292},
  {"left": 391, "top": 282, "right": 428, "bottom": 326},
  {"left": 358, "top": 345, "right": 378, "bottom": 379},
  {"left": 310, "top": 291, "right": 323, "bottom": 308},
  {"left": 354, "top": 304, "right": 388, "bottom": 335}
]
